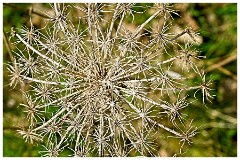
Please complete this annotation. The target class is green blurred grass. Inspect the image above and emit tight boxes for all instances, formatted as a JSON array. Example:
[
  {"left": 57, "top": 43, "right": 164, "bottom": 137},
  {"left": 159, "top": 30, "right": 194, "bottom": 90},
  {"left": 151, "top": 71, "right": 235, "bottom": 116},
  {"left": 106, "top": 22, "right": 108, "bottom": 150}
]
[{"left": 3, "top": 3, "right": 237, "bottom": 157}]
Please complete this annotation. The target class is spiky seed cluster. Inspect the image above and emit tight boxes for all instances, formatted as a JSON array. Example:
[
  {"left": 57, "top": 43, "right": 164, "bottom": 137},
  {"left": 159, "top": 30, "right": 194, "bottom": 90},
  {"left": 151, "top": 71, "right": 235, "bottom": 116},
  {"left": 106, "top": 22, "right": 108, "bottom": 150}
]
[{"left": 8, "top": 3, "right": 213, "bottom": 157}]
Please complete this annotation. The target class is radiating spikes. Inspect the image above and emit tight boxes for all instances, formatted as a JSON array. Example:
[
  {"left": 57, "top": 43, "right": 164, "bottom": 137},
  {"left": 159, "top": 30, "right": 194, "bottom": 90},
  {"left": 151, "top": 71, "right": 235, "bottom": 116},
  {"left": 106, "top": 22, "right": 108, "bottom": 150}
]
[{"left": 7, "top": 3, "right": 211, "bottom": 157}]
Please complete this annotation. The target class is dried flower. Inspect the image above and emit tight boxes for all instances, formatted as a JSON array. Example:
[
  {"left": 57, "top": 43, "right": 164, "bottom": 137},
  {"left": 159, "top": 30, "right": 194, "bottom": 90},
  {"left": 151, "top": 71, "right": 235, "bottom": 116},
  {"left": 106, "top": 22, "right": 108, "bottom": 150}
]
[{"left": 7, "top": 3, "right": 213, "bottom": 157}]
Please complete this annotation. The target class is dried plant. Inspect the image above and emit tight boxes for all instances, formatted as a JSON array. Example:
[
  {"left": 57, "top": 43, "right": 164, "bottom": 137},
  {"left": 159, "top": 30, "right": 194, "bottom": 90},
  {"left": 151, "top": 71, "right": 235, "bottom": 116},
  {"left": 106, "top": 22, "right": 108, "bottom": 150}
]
[{"left": 7, "top": 3, "right": 213, "bottom": 157}]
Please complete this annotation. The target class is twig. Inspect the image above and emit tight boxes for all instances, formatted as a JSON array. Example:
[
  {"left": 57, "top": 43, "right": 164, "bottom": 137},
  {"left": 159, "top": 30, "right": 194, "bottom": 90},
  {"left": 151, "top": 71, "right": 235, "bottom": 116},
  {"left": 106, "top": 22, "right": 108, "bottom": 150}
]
[
  {"left": 209, "top": 109, "right": 237, "bottom": 124},
  {"left": 217, "top": 66, "right": 237, "bottom": 81},
  {"left": 205, "top": 52, "right": 237, "bottom": 80},
  {"left": 206, "top": 52, "right": 237, "bottom": 72},
  {"left": 3, "top": 30, "right": 14, "bottom": 63},
  {"left": 194, "top": 99, "right": 237, "bottom": 125},
  {"left": 3, "top": 126, "right": 21, "bottom": 131}
]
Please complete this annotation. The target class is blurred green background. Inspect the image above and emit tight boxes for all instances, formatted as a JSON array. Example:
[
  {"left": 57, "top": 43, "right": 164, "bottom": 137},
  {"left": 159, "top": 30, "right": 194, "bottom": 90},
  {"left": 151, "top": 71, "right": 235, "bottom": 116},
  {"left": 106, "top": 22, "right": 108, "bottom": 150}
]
[{"left": 3, "top": 3, "right": 237, "bottom": 157}]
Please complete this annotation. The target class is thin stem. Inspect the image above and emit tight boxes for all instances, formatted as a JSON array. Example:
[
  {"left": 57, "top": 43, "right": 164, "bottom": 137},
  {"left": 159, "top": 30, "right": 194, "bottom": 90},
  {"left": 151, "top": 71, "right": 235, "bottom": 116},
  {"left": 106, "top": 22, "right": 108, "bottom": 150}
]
[
  {"left": 33, "top": 108, "right": 66, "bottom": 132},
  {"left": 3, "top": 30, "right": 14, "bottom": 63},
  {"left": 21, "top": 75, "right": 67, "bottom": 85},
  {"left": 133, "top": 9, "right": 162, "bottom": 37},
  {"left": 144, "top": 30, "right": 187, "bottom": 62},
  {"left": 106, "top": 4, "right": 119, "bottom": 42},
  {"left": 37, "top": 90, "right": 81, "bottom": 109},
  {"left": 16, "top": 34, "right": 63, "bottom": 67},
  {"left": 147, "top": 117, "right": 183, "bottom": 137},
  {"left": 99, "top": 112, "right": 104, "bottom": 156},
  {"left": 37, "top": 39, "right": 72, "bottom": 65}
]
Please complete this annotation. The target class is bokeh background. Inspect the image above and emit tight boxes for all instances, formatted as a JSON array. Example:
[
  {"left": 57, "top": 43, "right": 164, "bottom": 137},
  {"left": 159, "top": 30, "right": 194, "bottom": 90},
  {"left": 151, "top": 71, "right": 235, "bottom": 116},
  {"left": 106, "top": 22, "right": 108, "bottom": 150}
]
[{"left": 3, "top": 3, "right": 237, "bottom": 156}]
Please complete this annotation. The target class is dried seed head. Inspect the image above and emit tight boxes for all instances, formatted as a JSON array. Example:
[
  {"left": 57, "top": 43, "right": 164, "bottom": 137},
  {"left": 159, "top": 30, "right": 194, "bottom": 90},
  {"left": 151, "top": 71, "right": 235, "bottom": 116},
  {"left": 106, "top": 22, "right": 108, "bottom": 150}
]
[{"left": 8, "top": 3, "right": 213, "bottom": 157}]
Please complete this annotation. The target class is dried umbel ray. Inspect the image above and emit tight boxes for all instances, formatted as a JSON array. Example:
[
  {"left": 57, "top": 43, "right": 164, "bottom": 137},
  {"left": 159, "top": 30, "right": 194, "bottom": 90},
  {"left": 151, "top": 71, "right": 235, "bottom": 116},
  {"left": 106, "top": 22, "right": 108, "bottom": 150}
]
[{"left": 7, "top": 3, "right": 213, "bottom": 157}]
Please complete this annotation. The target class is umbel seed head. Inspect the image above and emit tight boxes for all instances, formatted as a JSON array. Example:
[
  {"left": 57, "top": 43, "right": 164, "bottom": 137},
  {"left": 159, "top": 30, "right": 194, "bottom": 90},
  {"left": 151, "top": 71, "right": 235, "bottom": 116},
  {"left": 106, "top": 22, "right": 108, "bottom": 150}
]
[{"left": 8, "top": 3, "right": 213, "bottom": 157}]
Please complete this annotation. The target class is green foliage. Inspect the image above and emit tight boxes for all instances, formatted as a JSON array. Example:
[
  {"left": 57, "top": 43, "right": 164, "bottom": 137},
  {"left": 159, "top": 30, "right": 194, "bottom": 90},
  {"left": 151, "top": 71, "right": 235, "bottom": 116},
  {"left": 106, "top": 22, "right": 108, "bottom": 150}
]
[{"left": 3, "top": 131, "right": 41, "bottom": 157}]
